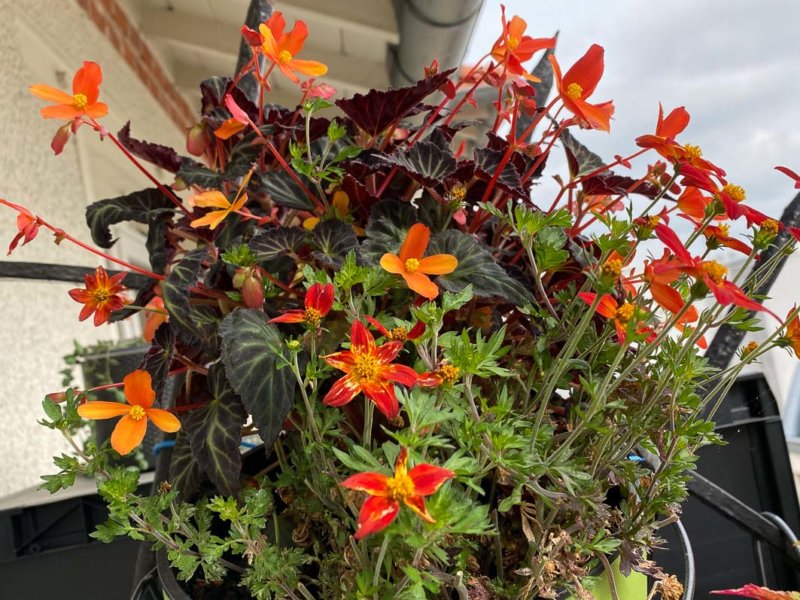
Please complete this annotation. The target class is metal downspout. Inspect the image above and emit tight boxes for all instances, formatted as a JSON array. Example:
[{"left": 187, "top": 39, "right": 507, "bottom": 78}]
[{"left": 391, "top": 0, "right": 485, "bottom": 87}]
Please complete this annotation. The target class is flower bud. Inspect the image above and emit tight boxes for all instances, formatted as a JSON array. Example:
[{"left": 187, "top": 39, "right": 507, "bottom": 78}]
[
  {"left": 241, "top": 272, "right": 264, "bottom": 308},
  {"left": 51, "top": 124, "right": 72, "bottom": 155},
  {"left": 186, "top": 123, "right": 209, "bottom": 156}
]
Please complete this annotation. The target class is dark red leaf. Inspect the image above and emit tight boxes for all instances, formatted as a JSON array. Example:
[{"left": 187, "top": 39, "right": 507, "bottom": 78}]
[
  {"left": 335, "top": 70, "right": 455, "bottom": 138},
  {"left": 117, "top": 122, "right": 182, "bottom": 173}
]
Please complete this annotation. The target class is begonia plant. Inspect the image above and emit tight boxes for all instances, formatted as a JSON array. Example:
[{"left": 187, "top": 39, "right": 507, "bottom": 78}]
[{"left": 6, "top": 5, "right": 800, "bottom": 599}]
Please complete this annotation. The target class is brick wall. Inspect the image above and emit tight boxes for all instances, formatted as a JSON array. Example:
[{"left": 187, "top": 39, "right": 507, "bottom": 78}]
[{"left": 75, "top": 0, "right": 195, "bottom": 131}]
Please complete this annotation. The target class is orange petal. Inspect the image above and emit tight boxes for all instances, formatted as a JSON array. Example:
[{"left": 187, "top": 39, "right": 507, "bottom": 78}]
[
  {"left": 380, "top": 253, "right": 405, "bottom": 274},
  {"left": 350, "top": 320, "right": 376, "bottom": 355},
  {"left": 193, "top": 191, "right": 231, "bottom": 209},
  {"left": 417, "top": 254, "right": 458, "bottom": 275},
  {"left": 146, "top": 408, "right": 181, "bottom": 433},
  {"left": 259, "top": 23, "right": 280, "bottom": 61},
  {"left": 215, "top": 118, "right": 247, "bottom": 140},
  {"left": 361, "top": 380, "right": 399, "bottom": 419},
  {"left": 571, "top": 99, "right": 612, "bottom": 132},
  {"left": 124, "top": 370, "right": 155, "bottom": 408},
  {"left": 507, "top": 15, "right": 527, "bottom": 39},
  {"left": 85, "top": 102, "right": 109, "bottom": 119},
  {"left": 322, "top": 374, "right": 361, "bottom": 407},
  {"left": 322, "top": 350, "right": 356, "bottom": 371},
  {"left": 39, "top": 105, "right": 82, "bottom": 120},
  {"left": 284, "top": 20, "right": 309, "bottom": 56},
  {"left": 288, "top": 59, "right": 328, "bottom": 78},
  {"left": 269, "top": 310, "right": 307, "bottom": 324},
  {"left": 402, "top": 271, "right": 439, "bottom": 300},
  {"left": 354, "top": 495, "right": 399, "bottom": 540},
  {"left": 190, "top": 210, "right": 228, "bottom": 230},
  {"left": 73, "top": 61, "right": 103, "bottom": 103},
  {"left": 341, "top": 472, "right": 389, "bottom": 496},
  {"left": 111, "top": 414, "right": 147, "bottom": 456},
  {"left": 29, "top": 84, "right": 74, "bottom": 105},
  {"left": 408, "top": 464, "right": 455, "bottom": 495},
  {"left": 403, "top": 495, "right": 435, "bottom": 523},
  {"left": 563, "top": 44, "right": 604, "bottom": 98},
  {"left": 77, "top": 401, "right": 130, "bottom": 419},
  {"left": 399, "top": 223, "right": 430, "bottom": 262}
]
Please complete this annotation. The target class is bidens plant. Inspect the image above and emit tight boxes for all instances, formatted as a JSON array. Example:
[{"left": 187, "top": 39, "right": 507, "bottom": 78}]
[{"left": 9, "top": 5, "right": 800, "bottom": 599}]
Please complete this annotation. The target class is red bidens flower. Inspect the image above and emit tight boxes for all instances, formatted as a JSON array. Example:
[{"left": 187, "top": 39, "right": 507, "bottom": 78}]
[
  {"left": 68, "top": 266, "right": 127, "bottom": 326},
  {"left": 341, "top": 447, "right": 455, "bottom": 540},
  {"left": 322, "top": 320, "right": 419, "bottom": 419},
  {"left": 270, "top": 282, "right": 334, "bottom": 328},
  {"left": 578, "top": 293, "right": 654, "bottom": 344}
]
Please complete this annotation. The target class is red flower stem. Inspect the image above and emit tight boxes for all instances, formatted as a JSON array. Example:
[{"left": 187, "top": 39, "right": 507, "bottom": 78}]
[
  {"left": 103, "top": 131, "right": 190, "bottom": 217},
  {"left": 259, "top": 267, "right": 299, "bottom": 295},
  {"left": 547, "top": 148, "right": 650, "bottom": 212},
  {"left": 376, "top": 56, "right": 491, "bottom": 198},
  {"left": 35, "top": 217, "right": 165, "bottom": 281},
  {"left": 76, "top": 367, "right": 190, "bottom": 398}
]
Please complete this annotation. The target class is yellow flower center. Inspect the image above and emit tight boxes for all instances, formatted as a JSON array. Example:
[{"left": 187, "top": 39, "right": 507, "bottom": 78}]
[
  {"left": 701, "top": 260, "right": 728, "bottom": 284},
  {"left": 303, "top": 307, "right": 322, "bottom": 328},
  {"left": 646, "top": 215, "right": 661, "bottom": 229},
  {"left": 352, "top": 353, "right": 379, "bottom": 380},
  {"left": 717, "top": 223, "right": 730, "bottom": 238},
  {"left": 684, "top": 144, "right": 703, "bottom": 161},
  {"left": 129, "top": 405, "right": 146, "bottom": 421},
  {"left": 603, "top": 258, "right": 623, "bottom": 278},
  {"left": 615, "top": 302, "right": 635, "bottom": 323},
  {"left": 722, "top": 183, "right": 746, "bottom": 203},
  {"left": 278, "top": 50, "right": 293, "bottom": 64},
  {"left": 761, "top": 219, "right": 780, "bottom": 236},
  {"left": 404, "top": 258, "right": 420, "bottom": 273},
  {"left": 385, "top": 472, "right": 415, "bottom": 501},
  {"left": 566, "top": 83, "right": 583, "bottom": 100},
  {"left": 72, "top": 93, "right": 88, "bottom": 109},
  {"left": 437, "top": 363, "right": 460, "bottom": 384},
  {"left": 507, "top": 36, "right": 520, "bottom": 51},
  {"left": 447, "top": 184, "right": 467, "bottom": 202},
  {"left": 389, "top": 326, "right": 408, "bottom": 341},
  {"left": 93, "top": 289, "right": 111, "bottom": 303},
  {"left": 741, "top": 341, "right": 758, "bottom": 357}
]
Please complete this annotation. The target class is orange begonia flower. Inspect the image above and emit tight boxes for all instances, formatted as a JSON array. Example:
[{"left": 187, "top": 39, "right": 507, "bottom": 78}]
[
  {"left": 77, "top": 370, "right": 180, "bottom": 456},
  {"left": 270, "top": 282, "right": 334, "bottom": 327},
  {"left": 380, "top": 224, "right": 458, "bottom": 300},
  {"left": 635, "top": 104, "right": 690, "bottom": 160},
  {"left": 491, "top": 8, "right": 556, "bottom": 81},
  {"left": 549, "top": 45, "right": 613, "bottom": 132},
  {"left": 341, "top": 447, "right": 454, "bottom": 540},
  {"left": 785, "top": 309, "right": 800, "bottom": 358},
  {"left": 30, "top": 61, "right": 108, "bottom": 121},
  {"left": 68, "top": 266, "right": 127, "bottom": 326},
  {"left": 322, "top": 320, "right": 419, "bottom": 419},
  {"left": 259, "top": 12, "right": 328, "bottom": 84},
  {"left": 190, "top": 171, "right": 252, "bottom": 230}
]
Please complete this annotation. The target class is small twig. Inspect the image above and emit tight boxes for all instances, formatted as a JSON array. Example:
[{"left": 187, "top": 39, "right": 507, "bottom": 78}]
[{"left": 596, "top": 552, "right": 620, "bottom": 600}]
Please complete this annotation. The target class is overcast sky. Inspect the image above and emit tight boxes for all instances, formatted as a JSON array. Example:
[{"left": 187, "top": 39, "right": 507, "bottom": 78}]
[{"left": 465, "top": 0, "right": 800, "bottom": 220}]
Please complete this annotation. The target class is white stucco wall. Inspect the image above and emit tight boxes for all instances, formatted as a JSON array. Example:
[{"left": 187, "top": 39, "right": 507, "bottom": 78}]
[{"left": 0, "top": 0, "right": 185, "bottom": 496}]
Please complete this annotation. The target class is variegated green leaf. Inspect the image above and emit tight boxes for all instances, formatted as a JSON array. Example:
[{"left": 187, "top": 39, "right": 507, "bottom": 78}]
[
  {"left": 185, "top": 364, "right": 246, "bottom": 496},
  {"left": 312, "top": 220, "right": 358, "bottom": 268},
  {"left": 249, "top": 226, "right": 307, "bottom": 262},
  {"left": 361, "top": 200, "right": 418, "bottom": 264},
  {"left": 220, "top": 309, "right": 295, "bottom": 451},
  {"left": 429, "top": 230, "right": 533, "bottom": 306},
  {"left": 85, "top": 188, "right": 175, "bottom": 249},
  {"left": 169, "top": 429, "right": 205, "bottom": 498}
]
